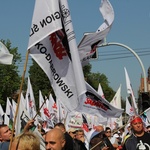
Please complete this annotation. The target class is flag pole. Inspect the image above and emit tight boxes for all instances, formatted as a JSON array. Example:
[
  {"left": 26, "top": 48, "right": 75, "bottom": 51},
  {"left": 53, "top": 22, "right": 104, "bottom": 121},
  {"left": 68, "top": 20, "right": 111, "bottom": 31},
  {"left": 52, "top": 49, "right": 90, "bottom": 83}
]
[
  {"left": 33, "top": 98, "right": 47, "bottom": 120},
  {"left": 9, "top": 50, "right": 29, "bottom": 150}
]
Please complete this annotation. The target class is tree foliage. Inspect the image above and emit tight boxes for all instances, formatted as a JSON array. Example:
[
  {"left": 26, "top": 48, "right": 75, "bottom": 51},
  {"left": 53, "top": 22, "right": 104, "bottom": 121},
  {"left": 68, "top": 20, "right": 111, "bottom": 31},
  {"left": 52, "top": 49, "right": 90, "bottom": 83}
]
[
  {"left": 0, "top": 39, "right": 21, "bottom": 107},
  {"left": 83, "top": 64, "right": 115, "bottom": 101}
]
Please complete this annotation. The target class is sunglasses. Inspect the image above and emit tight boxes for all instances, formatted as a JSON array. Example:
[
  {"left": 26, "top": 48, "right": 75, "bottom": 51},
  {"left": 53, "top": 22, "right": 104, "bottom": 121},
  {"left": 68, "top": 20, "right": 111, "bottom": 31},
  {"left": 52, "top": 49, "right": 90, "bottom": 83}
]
[{"left": 106, "top": 131, "right": 111, "bottom": 133}]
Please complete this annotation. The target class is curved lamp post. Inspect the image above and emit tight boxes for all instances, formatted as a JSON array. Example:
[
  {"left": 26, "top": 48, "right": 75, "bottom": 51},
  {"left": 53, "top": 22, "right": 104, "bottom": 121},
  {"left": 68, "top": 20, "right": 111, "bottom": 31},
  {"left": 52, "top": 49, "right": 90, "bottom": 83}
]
[{"left": 97, "top": 41, "right": 147, "bottom": 92}]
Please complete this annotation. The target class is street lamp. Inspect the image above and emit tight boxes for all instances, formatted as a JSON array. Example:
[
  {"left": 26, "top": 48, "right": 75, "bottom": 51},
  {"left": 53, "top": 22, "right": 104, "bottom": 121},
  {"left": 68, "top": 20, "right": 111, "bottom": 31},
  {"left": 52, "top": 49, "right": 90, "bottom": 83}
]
[{"left": 97, "top": 41, "right": 147, "bottom": 92}]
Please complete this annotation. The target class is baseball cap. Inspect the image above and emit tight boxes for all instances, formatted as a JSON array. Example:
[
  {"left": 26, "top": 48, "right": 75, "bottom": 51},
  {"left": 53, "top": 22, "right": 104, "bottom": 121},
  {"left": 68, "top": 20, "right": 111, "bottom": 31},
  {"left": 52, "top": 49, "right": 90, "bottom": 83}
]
[{"left": 67, "top": 128, "right": 76, "bottom": 133}]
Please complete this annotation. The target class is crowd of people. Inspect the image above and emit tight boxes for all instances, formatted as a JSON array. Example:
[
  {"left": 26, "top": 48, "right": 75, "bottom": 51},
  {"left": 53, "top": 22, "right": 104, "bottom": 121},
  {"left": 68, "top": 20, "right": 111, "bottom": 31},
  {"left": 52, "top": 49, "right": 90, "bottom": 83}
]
[{"left": 0, "top": 115, "right": 150, "bottom": 150}]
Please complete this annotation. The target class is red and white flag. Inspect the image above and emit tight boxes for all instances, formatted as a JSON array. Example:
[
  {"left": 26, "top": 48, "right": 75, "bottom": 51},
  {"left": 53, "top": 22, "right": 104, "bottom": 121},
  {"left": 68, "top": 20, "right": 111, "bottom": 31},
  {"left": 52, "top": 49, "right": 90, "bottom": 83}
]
[
  {"left": 28, "top": 0, "right": 86, "bottom": 112},
  {"left": 25, "top": 77, "right": 37, "bottom": 118},
  {"left": 76, "top": 82, "right": 124, "bottom": 118},
  {"left": 39, "top": 90, "right": 51, "bottom": 121},
  {"left": 126, "top": 97, "right": 135, "bottom": 116}
]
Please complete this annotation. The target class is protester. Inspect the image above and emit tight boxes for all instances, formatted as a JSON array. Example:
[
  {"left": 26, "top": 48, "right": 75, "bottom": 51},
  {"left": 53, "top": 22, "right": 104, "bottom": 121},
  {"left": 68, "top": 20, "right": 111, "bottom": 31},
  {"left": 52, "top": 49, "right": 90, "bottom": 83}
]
[
  {"left": 45, "top": 128, "right": 66, "bottom": 150},
  {"left": 104, "top": 127, "right": 119, "bottom": 149},
  {"left": 74, "top": 129, "right": 87, "bottom": 150},
  {"left": 146, "top": 125, "right": 150, "bottom": 133},
  {"left": 0, "top": 124, "right": 12, "bottom": 150},
  {"left": 0, "top": 119, "right": 36, "bottom": 150},
  {"left": 67, "top": 128, "right": 76, "bottom": 139},
  {"left": 90, "top": 130, "right": 114, "bottom": 150},
  {"left": 94, "top": 124, "right": 104, "bottom": 132},
  {"left": 54, "top": 122, "right": 74, "bottom": 150},
  {"left": 10, "top": 131, "right": 40, "bottom": 150},
  {"left": 123, "top": 115, "right": 150, "bottom": 150}
]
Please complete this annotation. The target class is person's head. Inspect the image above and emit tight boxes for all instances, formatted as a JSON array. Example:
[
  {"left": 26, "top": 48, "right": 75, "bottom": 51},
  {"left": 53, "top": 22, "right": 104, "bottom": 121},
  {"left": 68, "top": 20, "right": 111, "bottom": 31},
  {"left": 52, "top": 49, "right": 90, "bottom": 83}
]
[
  {"left": 11, "top": 132, "right": 40, "bottom": 150},
  {"left": 105, "top": 127, "right": 112, "bottom": 138},
  {"left": 0, "top": 124, "right": 12, "bottom": 142},
  {"left": 94, "top": 125, "right": 104, "bottom": 132},
  {"left": 75, "top": 129, "right": 85, "bottom": 142},
  {"left": 146, "top": 125, "right": 150, "bottom": 133},
  {"left": 45, "top": 128, "right": 66, "bottom": 150},
  {"left": 54, "top": 122, "right": 66, "bottom": 133},
  {"left": 67, "top": 128, "right": 76, "bottom": 139},
  {"left": 130, "top": 116, "right": 144, "bottom": 136}
]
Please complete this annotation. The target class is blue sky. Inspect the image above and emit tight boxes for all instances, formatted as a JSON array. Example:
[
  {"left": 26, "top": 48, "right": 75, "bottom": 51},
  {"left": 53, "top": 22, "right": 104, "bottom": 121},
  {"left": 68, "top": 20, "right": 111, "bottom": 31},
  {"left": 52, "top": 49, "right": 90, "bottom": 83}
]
[{"left": 1, "top": 0, "right": 150, "bottom": 100}]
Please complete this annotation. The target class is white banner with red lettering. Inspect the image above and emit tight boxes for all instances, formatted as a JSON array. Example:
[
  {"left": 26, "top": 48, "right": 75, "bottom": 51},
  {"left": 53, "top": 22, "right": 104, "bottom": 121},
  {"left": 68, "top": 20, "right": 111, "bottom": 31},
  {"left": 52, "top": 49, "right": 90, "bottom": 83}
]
[{"left": 76, "top": 82, "right": 124, "bottom": 118}]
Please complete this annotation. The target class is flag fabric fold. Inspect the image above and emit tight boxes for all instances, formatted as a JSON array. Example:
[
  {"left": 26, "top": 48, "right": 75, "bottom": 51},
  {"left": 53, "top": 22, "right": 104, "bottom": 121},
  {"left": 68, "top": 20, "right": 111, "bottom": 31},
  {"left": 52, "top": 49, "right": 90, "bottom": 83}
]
[
  {"left": 78, "top": 0, "right": 114, "bottom": 65},
  {"left": 0, "top": 41, "right": 13, "bottom": 65},
  {"left": 76, "top": 82, "right": 124, "bottom": 118}
]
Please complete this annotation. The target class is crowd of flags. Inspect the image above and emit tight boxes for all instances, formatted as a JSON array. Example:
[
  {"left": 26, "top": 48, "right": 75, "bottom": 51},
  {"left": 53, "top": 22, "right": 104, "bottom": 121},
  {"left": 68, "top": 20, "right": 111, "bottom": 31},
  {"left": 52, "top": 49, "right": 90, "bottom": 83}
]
[{"left": 0, "top": 0, "right": 150, "bottom": 149}]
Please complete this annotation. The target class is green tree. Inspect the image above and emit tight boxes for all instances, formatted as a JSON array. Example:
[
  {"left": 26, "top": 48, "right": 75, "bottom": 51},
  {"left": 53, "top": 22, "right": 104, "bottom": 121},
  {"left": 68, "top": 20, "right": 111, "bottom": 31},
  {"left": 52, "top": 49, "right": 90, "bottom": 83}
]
[
  {"left": 0, "top": 39, "right": 21, "bottom": 107},
  {"left": 83, "top": 64, "right": 115, "bottom": 101}
]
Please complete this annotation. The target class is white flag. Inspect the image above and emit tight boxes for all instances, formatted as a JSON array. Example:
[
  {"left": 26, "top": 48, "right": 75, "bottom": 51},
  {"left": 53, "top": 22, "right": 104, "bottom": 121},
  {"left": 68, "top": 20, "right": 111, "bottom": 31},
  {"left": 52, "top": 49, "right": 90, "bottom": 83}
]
[
  {"left": 29, "top": 0, "right": 85, "bottom": 112},
  {"left": 97, "top": 83, "right": 105, "bottom": 99},
  {"left": 59, "top": 0, "right": 86, "bottom": 95},
  {"left": 39, "top": 90, "right": 51, "bottom": 121},
  {"left": 15, "top": 93, "right": 46, "bottom": 149},
  {"left": 0, "top": 41, "right": 13, "bottom": 65},
  {"left": 25, "top": 77, "right": 37, "bottom": 118},
  {"left": 0, "top": 104, "right": 4, "bottom": 116},
  {"left": 124, "top": 67, "right": 138, "bottom": 114},
  {"left": 125, "top": 97, "right": 135, "bottom": 116},
  {"left": 0, "top": 104, "right": 4, "bottom": 124},
  {"left": 4, "top": 113, "right": 9, "bottom": 126},
  {"left": 77, "top": 82, "right": 124, "bottom": 118},
  {"left": 107, "top": 85, "right": 123, "bottom": 128},
  {"left": 110, "top": 85, "right": 122, "bottom": 109},
  {"left": 28, "top": 0, "right": 62, "bottom": 49},
  {"left": 16, "top": 93, "right": 31, "bottom": 135},
  {"left": 78, "top": 0, "right": 114, "bottom": 65},
  {"left": 48, "top": 94, "right": 57, "bottom": 114}
]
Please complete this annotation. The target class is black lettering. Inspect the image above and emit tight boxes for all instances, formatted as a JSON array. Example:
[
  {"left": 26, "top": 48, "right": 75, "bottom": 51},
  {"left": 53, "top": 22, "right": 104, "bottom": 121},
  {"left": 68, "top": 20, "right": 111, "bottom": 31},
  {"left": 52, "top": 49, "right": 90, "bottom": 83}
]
[
  {"left": 46, "top": 54, "right": 51, "bottom": 61},
  {"left": 56, "top": 78, "right": 65, "bottom": 86},
  {"left": 61, "top": 85, "right": 68, "bottom": 91},
  {"left": 40, "top": 19, "right": 47, "bottom": 28},
  {"left": 35, "top": 42, "right": 43, "bottom": 50},
  {"left": 45, "top": 16, "right": 52, "bottom": 24},
  {"left": 64, "top": 89, "right": 73, "bottom": 98},
  {"left": 54, "top": 12, "right": 61, "bottom": 19},
  {"left": 40, "top": 46, "right": 47, "bottom": 54},
  {"left": 54, "top": 73, "right": 59, "bottom": 80}
]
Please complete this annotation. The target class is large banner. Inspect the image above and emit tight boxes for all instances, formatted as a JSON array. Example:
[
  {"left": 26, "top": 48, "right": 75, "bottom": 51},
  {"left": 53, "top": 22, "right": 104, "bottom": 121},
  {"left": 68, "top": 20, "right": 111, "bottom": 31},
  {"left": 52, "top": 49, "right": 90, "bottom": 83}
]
[
  {"left": 28, "top": 0, "right": 86, "bottom": 112},
  {"left": 77, "top": 82, "right": 124, "bottom": 118}
]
